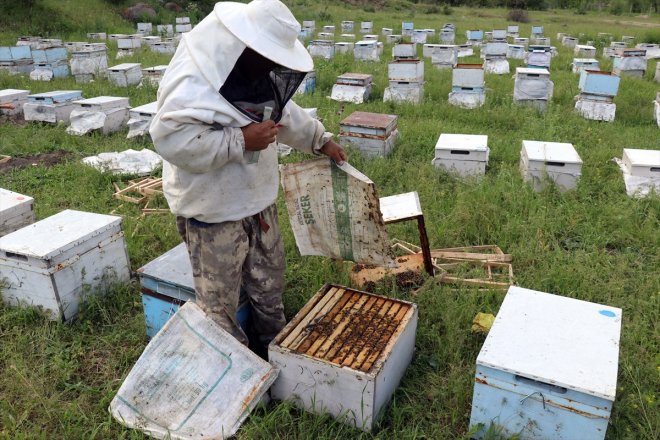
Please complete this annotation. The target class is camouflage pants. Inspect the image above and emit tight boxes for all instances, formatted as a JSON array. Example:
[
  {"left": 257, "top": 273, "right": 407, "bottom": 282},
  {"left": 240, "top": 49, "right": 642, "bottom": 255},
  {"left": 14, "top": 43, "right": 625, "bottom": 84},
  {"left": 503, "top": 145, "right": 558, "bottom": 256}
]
[{"left": 176, "top": 204, "right": 286, "bottom": 352}]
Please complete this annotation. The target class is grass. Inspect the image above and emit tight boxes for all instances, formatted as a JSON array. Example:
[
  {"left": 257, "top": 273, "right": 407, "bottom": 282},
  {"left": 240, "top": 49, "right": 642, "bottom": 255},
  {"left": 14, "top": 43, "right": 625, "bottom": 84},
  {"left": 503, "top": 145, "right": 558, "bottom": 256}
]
[{"left": 1, "top": 4, "right": 659, "bottom": 440}]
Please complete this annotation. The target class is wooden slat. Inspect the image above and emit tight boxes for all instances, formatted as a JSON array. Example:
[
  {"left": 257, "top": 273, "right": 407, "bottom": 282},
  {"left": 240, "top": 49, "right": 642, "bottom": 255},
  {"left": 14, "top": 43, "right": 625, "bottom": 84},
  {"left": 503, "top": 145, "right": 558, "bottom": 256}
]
[
  {"left": 280, "top": 286, "right": 339, "bottom": 348},
  {"left": 313, "top": 293, "right": 370, "bottom": 360},
  {"left": 288, "top": 287, "right": 345, "bottom": 351},
  {"left": 341, "top": 297, "right": 388, "bottom": 367},
  {"left": 330, "top": 295, "right": 381, "bottom": 365},
  {"left": 359, "top": 305, "right": 410, "bottom": 372},
  {"left": 295, "top": 290, "right": 353, "bottom": 354}
]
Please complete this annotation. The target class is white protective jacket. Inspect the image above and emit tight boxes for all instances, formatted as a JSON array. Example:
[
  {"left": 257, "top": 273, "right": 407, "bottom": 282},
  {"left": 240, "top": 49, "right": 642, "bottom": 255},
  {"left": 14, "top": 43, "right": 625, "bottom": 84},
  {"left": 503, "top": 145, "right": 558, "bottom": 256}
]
[{"left": 150, "top": 6, "right": 332, "bottom": 223}]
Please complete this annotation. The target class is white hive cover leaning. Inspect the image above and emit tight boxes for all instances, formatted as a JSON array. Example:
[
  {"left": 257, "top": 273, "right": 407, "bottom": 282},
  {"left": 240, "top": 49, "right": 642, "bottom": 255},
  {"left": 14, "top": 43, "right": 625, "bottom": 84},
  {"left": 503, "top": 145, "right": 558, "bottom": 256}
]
[{"left": 110, "top": 302, "right": 278, "bottom": 440}]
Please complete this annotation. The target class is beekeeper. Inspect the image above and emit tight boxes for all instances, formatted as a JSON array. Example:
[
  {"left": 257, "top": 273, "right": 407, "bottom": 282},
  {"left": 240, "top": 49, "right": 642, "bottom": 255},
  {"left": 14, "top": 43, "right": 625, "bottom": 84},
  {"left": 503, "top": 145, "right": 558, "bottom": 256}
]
[{"left": 150, "top": 0, "right": 347, "bottom": 357}]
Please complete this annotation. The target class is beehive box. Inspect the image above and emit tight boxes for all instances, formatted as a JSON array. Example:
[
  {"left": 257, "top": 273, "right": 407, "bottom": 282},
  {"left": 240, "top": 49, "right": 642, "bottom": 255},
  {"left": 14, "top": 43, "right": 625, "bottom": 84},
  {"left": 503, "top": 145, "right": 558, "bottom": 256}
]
[
  {"left": 562, "top": 36, "right": 578, "bottom": 48},
  {"left": 331, "top": 73, "right": 372, "bottom": 104},
  {"left": 507, "top": 44, "right": 526, "bottom": 60},
  {"left": 483, "top": 42, "right": 508, "bottom": 57},
  {"left": 507, "top": 25, "right": 519, "bottom": 35},
  {"left": 117, "top": 34, "right": 142, "bottom": 49},
  {"left": 70, "top": 48, "right": 108, "bottom": 83},
  {"left": 307, "top": 40, "right": 334, "bottom": 59},
  {"left": 31, "top": 60, "right": 70, "bottom": 80},
  {"left": 433, "top": 134, "right": 489, "bottom": 177},
  {"left": 381, "top": 27, "right": 393, "bottom": 36},
  {"left": 0, "top": 188, "right": 35, "bottom": 237},
  {"left": 469, "top": 286, "right": 621, "bottom": 440},
  {"left": 431, "top": 46, "right": 458, "bottom": 68},
  {"left": 484, "top": 58, "right": 509, "bottom": 75},
  {"left": 107, "top": 34, "right": 127, "bottom": 41},
  {"left": 386, "top": 34, "right": 402, "bottom": 44},
  {"left": 388, "top": 59, "right": 424, "bottom": 82},
  {"left": 531, "top": 25, "right": 544, "bottom": 35},
  {"left": 526, "top": 50, "right": 552, "bottom": 68},
  {"left": 520, "top": 140, "right": 583, "bottom": 192},
  {"left": 622, "top": 148, "right": 660, "bottom": 178},
  {"left": 0, "top": 89, "right": 29, "bottom": 116},
  {"left": 175, "top": 23, "right": 192, "bottom": 33},
  {"left": 572, "top": 58, "right": 599, "bottom": 74},
  {"left": 340, "top": 33, "right": 356, "bottom": 41},
  {"left": 383, "top": 81, "right": 424, "bottom": 104},
  {"left": 31, "top": 47, "right": 67, "bottom": 63},
  {"left": 411, "top": 30, "right": 427, "bottom": 44},
  {"left": 64, "top": 42, "right": 87, "bottom": 52},
  {"left": 317, "top": 32, "right": 334, "bottom": 40},
  {"left": 440, "top": 29, "right": 455, "bottom": 44},
  {"left": 534, "top": 36, "right": 551, "bottom": 46},
  {"left": 67, "top": 96, "right": 130, "bottom": 135},
  {"left": 141, "top": 65, "right": 168, "bottom": 86},
  {"left": 156, "top": 24, "right": 174, "bottom": 36},
  {"left": 575, "top": 99, "right": 616, "bottom": 122},
  {"left": 149, "top": 41, "right": 176, "bottom": 54},
  {"left": 579, "top": 70, "right": 620, "bottom": 98},
  {"left": 655, "top": 62, "right": 660, "bottom": 82},
  {"left": 360, "top": 21, "right": 373, "bottom": 33},
  {"left": 137, "top": 243, "right": 250, "bottom": 338},
  {"left": 612, "top": 48, "right": 647, "bottom": 77},
  {"left": 574, "top": 44, "right": 596, "bottom": 57},
  {"left": 339, "top": 111, "right": 398, "bottom": 157},
  {"left": 127, "top": 101, "right": 157, "bottom": 138},
  {"left": 514, "top": 68, "right": 553, "bottom": 104},
  {"left": 322, "top": 25, "right": 335, "bottom": 34},
  {"left": 492, "top": 29, "right": 507, "bottom": 40},
  {"left": 402, "top": 21, "right": 414, "bottom": 36},
  {"left": 24, "top": 90, "right": 83, "bottom": 123},
  {"left": 269, "top": 284, "right": 418, "bottom": 431},
  {"left": 422, "top": 43, "right": 442, "bottom": 58},
  {"left": 466, "top": 30, "right": 483, "bottom": 41},
  {"left": 341, "top": 21, "right": 354, "bottom": 32},
  {"left": 423, "top": 28, "right": 436, "bottom": 37},
  {"left": 108, "top": 63, "right": 142, "bottom": 87},
  {"left": 0, "top": 46, "right": 33, "bottom": 74},
  {"left": 142, "top": 36, "right": 161, "bottom": 46},
  {"left": 354, "top": 40, "right": 379, "bottom": 61},
  {"left": 453, "top": 63, "right": 485, "bottom": 88},
  {"left": 137, "top": 22, "right": 152, "bottom": 35},
  {"left": 392, "top": 43, "right": 417, "bottom": 59},
  {"left": 514, "top": 37, "right": 529, "bottom": 45},
  {"left": 0, "top": 209, "right": 130, "bottom": 321},
  {"left": 457, "top": 44, "right": 473, "bottom": 57},
  {"left": 295, "top": 70, "right": 316, "bottom": 94},
  {"left": 176, "top": 16, "right": 190, "bottom": 24},
  {"left": 87, "top": 32, "right": 106, "bottom": 40},
  {"left": 334, "top": 42, "right": 354, "bottom": 55}
]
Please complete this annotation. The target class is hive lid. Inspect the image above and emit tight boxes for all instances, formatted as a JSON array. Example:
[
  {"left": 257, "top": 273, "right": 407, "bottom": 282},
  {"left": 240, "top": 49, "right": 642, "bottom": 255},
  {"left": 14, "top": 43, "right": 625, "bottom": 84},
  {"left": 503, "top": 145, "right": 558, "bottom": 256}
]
[
  {"left": 340, "top": 111, "right": 397, "bottom": 131},
  {"left": 623, "top": 148, "right": 660, "bottom": 167},
  {"left": 356, "top": 40, "right": 378, "bottom": 46},
  {"left": 0, "top": 209, "right": 122, "bottom": 259},
  {"left": 0, "top": 89, "right": 30, "bottom": 100},
  {"left": 573, "top": 58, "right": 599, "bottom": 64},
  {"left": 109, "top": 63, "right": 141, "bottom": 71},
  {"left": 110, "top": 302, "right": 277, "bottom": 440},
  {"left": 516, "top": 67, "right": 550, "bottom": 76},
  {"left": 336, "top": 72, "right": 372, "bottom": 85},
  {"left": 522, "top": 140, "right": 582, "bottom": 165},
  {"left": 137, "top": 243, "right": 193, "bottom": 291},
  {"left": 27, "top": 90, "right": 83, "bottom": 104},
  {"left": 130, "top": 101, "right": 158, "bottom": 115},
  {"left": 0, "top": 188, "right": 33, "bottom": 217},
  {"left": 477, "top": 286, "right": 622, "bottom": 401},
  {"left": 436, "top": 134, "right": 488, "bottom": 152},
  {"left": 143, "top": 65, "right": 168, "bottom": 73},
  {"left": 380, "top": 191, "right": 422, "bottom": 222},
  {"left": 575, "top": 44, "right": 596, "bottom": 50},
  {"left": 75, "top": 96, "right": 130, "bottom": 110}
]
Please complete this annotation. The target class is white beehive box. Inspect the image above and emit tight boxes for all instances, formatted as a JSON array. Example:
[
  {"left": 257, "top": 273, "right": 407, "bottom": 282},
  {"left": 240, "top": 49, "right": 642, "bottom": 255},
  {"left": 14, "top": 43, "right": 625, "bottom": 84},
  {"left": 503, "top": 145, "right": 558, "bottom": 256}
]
[
  {"left": 117, "top": 34, "right": 142, "bottom": 49},
  {"left": 562, "top": 36, "right": 578, "bottom": 48},
  {"left": 341, "top": 33, "right": 356, "bottom": 41},
  {"left": 492, "top": 29, "right": 507, "bottom": 40},
  {"left": 142, "top": 36, "right": 161, "bottom": 46},
  {"left": 382, "top": 27, "right": 393, "bottom": 36},
  {"left": 520, "top": 140, "right": 583, "bottom": 192},
  {"left": 269, "top": 284, "right": 418, "bottom": 432},
  {"left": 341, "top": 21, "right": 354, "bottom": 32},
  {"left": 422, "top": 43, "right": 442, "bottom": 58},
  {"left": 70, "top": 48, "right": 108, "bottom": 83},
  {"left": 24, "top": 90, "right": 83, "bottom": 123},
  {"left": 156, "top": 24, "right": 174, "bottom": 36},
  {"left": 622, "top": 148, "right": 660, "bottom": 178},
  {"left": 534, "top": 37, "right": 551, "bottom": 45},
  {"left": 507, "top": 44, "right": 526, "bottom": 59},
  {"left": 339, "top": 111, "right": 398, "bottom": 157},
  {"left": 149, "top": 41, "right": 175, "bottom": 54},
  {"left": 64, "top": 42, "right": 87, "bottom": 52},
  {"left": 307, "top": 40, "right": 334, "bottom": 59},
  {"left": 431, "top": 45, "right": 458, "bottom": 68},
  {"left": 572, "top": 58, "right": 599, "bottom": 74},
  {"left": 331, "top": 73, "right": 373, "bottom": 104},
  {"left": 354, "top": 40, "right": 379, "bottom": 61},
  {"left": 514, "top": 37, "right": 529, "bottom": 46},
  {"left": 334, "top": 42, "right": 354, "bottom": 55},
  {"left": 383, "top": 81, "right": 424, "bottom": 104},
  {"left": 107, "top": 34, "right": 127, "bottom": 41},
  {"left": 140, "top": 65, "right": 167, "bottom": 86},
  {"left": 469, "top": 286, "right": 621, "bottom": 440},
  {"left": 317, "top": 32, "right": 334, "bottom": 39},
  {"left": 483, "top": 41, "right": 508, "bottom": 57},
  {"left": 176, "top": 16, "right": 190, "bottom": 24},
  {"left": 574, "top": 44, "right": 596, "bottom": 57},
  {"left": 127, "top": 101, "right": 158, "bottom": 138},
  {"left": 453, "top": 63, "right": 485, "bottom": 88},
  {"left": 0, "top": 209, "right": 130, "bottom": 321},
  {"left": 433, "top": 134, "right": 489, "bottom": 177},
  {"left": 392, "top": 43, "right": 417, "bottom": 59},
  {"left": 386, "top": 34, "right": 402, "bottom": 44},
  {"left": 108, "top": 63, "right": 142, "bottom": 87},
  {"left": 0, "top": 188, "right": 35, "bottom": 237},
  {"left": 612, "top": 48, "right": 647, "bottom": 77},
  {"left": 67, "top": 96, "right": 130, "bottom": 135},
  {"left": 575, "top": 99, "right": 616, "bottom": 122},
  {"left": 322, "top": 25, "right": 335, "bottom": 34},
  {"left": 440, "top": 28, "right": 455, "bottom": 44},
  {"left": 514, "top": 68, "right": 553, "bottom": 104},
  {"left": 360, "top": 21, "right": 373, "bottom": 33},
  {"left": 0, "top": 89, "right": 29, "bottom": 116},
  {"left": 411, "top": 30, "right": 427, "bottom": 44},
  {"left": 526, "top": 50, "right": 551, "bottom": 68},
  {"left": 363, "top": 34, "right": 379, "bottom": 41},
  {"left": 507, "top": 25, "right": 519, "bottom": 34},
  {"left": 175, "top": 23, "right": 192, "bottom": 33},
  {"left": 457, "top": 44, "right": 473, "bottom": 57},
  {"left": 388, "top": 59, "right": 424, "bottom": 82},
  {"left": 137, "top": 22, "right": 152, "bottom": 35},
  {"left": 87, "top": 32, "right": 106, "bottom": 40}
]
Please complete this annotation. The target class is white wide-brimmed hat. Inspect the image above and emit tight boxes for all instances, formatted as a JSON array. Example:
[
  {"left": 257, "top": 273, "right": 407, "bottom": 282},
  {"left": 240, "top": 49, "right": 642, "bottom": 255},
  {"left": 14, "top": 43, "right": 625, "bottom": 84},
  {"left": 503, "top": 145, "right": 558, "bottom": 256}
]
[{"left": 216, "top": 0, "right": 313, "bottom": 72}]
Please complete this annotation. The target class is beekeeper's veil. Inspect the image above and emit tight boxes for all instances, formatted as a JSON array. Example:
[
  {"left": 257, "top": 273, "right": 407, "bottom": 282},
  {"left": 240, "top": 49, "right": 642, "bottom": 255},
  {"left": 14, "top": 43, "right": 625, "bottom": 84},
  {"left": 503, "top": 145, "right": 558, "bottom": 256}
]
[{"left": 180, "top": 0, "right": 312, "bottom": 123}]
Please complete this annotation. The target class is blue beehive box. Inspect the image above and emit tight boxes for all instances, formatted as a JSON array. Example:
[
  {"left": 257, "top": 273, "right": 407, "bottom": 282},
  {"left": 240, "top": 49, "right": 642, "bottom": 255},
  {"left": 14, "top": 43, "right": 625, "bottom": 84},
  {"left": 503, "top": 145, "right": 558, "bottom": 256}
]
[
  {"left": 0, "top": 46, "right": 32, "bottom": 63},
  {"left": 466, "top": 30, "right": 483, "bottom": 40},
  {"left": 532, "top": 26, "right": 543, "bottom": 34},
  {"left": 33, "top": 61, "right": 70, "bottom": 78},
  {"left": 402, "top": 22, "right": 414, "bottom": 31},
  {"left": 27, "top": 90, "right": 82, "bottom": 104},
  {"left": 469, "top": 286, "right": 621, "bottom": 439},
  {"left": 137, "top": 243, "right": 250, "bottom": 338},
  {"left": 579, "top": 70, "right": 620, "bottom": 97},
  {"left": 31, "top": 47, "right": 68, "bottom": 63}
]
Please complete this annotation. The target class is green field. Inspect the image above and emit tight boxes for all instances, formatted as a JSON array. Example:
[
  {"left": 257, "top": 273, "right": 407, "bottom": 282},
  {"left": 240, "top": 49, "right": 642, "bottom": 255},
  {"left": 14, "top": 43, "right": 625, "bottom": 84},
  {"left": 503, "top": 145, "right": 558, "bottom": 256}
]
[{"left": 0, "top": 3, "right": 659, "bottom": 439}]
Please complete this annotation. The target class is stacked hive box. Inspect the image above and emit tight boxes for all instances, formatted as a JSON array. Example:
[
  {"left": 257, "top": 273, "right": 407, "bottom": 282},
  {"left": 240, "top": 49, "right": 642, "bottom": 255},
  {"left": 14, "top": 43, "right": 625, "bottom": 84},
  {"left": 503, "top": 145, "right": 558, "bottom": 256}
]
[
  {"left": 457, "top": 44, "right": 473, "bottom": 57},
  {"left": 422, "top": 44, "right": 442, "bottom": 58},
  {"left": 64, "top": 42, "right": 87, "bottom": 52},
  {"left": 66, "top": 96, "right": 130, "bottom": 136},
  {"left": 526, "top": 45, "right": 552, "bottom": 69},
  {"left": 70, "top": 45, "right": 108, "bottom": 83},
  {"left": 142, "top": 65, "right": 168, "bottom": 86},
  {"left": 603, "top": 41, "right": 626, "bottom": 58},
  {"left": 360, "top": 21, "right": 373, "bottom": 34},
  {"left": 24, "top": 90, "right": 83, "bottom": 124},
  {"left": 31, "top": 46, "right": 69, "bottom": 80},
  {"left": 331, "top": 73, "right": 373, "bottom": 104},
  {"left": 572, "top": 58, "right": 600, "bottom": 74},
  {"left": 354, "top": 40, "right": 380, "bottom": 61},
  {"left": 507, "top": 44, "right": 526, "bottom": 60},
  {"left": 520, "top": 140, "right": 583, "bottom": 192},
  {"left": 150, "top": 40, "right": 176, "bottom": 54},
  {"left": 432, "top": 134, "right": 489, "bottom": 177},
  {"left": 269, "top": 284, "right": 418, "bottom": 432},
  {"left": 513, "top": 68, "right": 553, "bottom": 111},
  {"left": 137, "top": 22, "right": 152, "bottom": 35},
  {"left": 514, "top": 37, "right": 529, "bottom": 46},
  {"left": 392, "top": 43, "right": 416, "bottom": 60},
  {"left": 108, "top": 63, "right": 142, "bottom": 87},
  {"left": 384, "top": 59, "right": 424, "bottom": 104},
  {"left": 402, "top": 21, "right": 414, "bottom": 37},
  {"left": 87, "top": 32, "right": 106, "bottom": 40},
  {"left": 0, "top": 89, "right": 29, "bottom": 117},
  {"left": 382, "top": 28, "right": 393, "bottom": 36},
  {"left": 175, "top": 16, "right": 192, "bottom": 33},
  {"left": 127, "top": 101, "right": 158, "bottom": 138},
  {"left": 507, "top": 25, "right": 519, "bottom": 38},
  {"left": 574, "top": 44, "right": 596, "bottom": 57},
  {"left": 483, "top": 42, "right": 509, "bottom": 74},
  {"left": 562, "top": 36, "right": 578, "bottom": 48},
  {"left": 335, "top": 42, "right": 354, "bottom": 55},
  {"left": 449, "top": 64, "right": 485, "bottom": 109},
  {"left": 431, "top": 45, "right": 458, "bottom": 69},
  {"left": 637, "top": 43, "right": 660, "bottom": 59},
  {"left": 0, "top": 188, "right": 35, "bottom": 237},
  {"left": 440, "top": 26, "right": 455, "bottom": 44},
  {"left": 411, "top": 30, "right": 427, "bottom": 44},
  {"left": 339, "top": 112, "right": 398, "bottom": 158},
  {"left": 341, "top": 21, "right": 354, "bottom": 32},
  {"left": 156, "top": 24, "right": 174, "bottom": 37},
  {"left": 117, "top": 34, "right": 142, "bottom": 50},
  {"left": 142, "top": 36, "right": 161, "bottom": 47},
  {"left": 575, "top": 70, "right": 620, "bottom": 122},
  {"left": 138, "top": 243, "right": 250, "bottom": 338},
  {"left": 469, "top": 286, "right": 621, "bottom": 439},
  {"left": 492, "top": 29, "right": 507, "bottom": 41},
  {"left": 0, "top": 46, "right": 33, "bottom": 75},
  {"left": 466, "top": 30, "right": 483, "bottom": 46},
  {"left": 0, "top": 210, "right": 131, "bottom": 321},
  {"left": 530, "top": 25, "right": 544, "bottom": 43},
  {"left": 612, "top": 48, "right": 647, "bottom": 78},
  {"left": 307, "top": 40, "right": 334, "bottom": 59}
]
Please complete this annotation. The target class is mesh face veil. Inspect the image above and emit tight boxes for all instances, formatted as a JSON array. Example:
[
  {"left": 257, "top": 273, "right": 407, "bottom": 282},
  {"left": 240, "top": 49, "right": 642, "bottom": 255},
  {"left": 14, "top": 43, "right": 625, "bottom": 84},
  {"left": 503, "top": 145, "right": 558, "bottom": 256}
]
[{"left": 219, "top": 48, "right": 306, "bottom": 123}]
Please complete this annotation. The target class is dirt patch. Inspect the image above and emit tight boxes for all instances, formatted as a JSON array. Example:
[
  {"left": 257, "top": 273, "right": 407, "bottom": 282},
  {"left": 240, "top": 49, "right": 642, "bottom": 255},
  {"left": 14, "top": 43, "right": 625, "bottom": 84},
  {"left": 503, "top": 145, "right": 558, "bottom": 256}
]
[{"left": 0, "top": 151, "right": 71, "bottom": 174}]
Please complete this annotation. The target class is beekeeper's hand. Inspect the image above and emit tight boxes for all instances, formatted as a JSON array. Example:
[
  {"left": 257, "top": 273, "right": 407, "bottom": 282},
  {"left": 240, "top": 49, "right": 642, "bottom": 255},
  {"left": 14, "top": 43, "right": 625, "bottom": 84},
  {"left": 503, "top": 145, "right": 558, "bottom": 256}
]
[
  {"left": 320, "top": 140, "right": 347, "bottom": 165},
  {"left": 241, "top": 120, "right": 278, "bottom": 150}
]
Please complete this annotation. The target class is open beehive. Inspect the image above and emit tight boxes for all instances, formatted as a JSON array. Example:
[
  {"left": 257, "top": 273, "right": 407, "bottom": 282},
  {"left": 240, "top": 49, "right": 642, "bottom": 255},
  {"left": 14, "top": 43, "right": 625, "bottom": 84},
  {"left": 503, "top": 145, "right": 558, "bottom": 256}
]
[{"left": 269, "top": 283, "right": 418, "bottom": 431}]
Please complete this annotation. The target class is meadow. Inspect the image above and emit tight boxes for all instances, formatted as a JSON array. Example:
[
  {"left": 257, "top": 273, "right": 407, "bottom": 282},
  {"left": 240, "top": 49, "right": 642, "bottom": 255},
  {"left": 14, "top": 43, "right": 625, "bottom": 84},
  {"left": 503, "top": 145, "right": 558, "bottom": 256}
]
[{"left": 0, "top": 3, "right": 659, "bottom": 439}]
